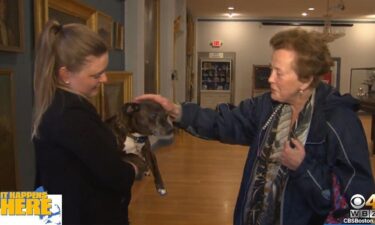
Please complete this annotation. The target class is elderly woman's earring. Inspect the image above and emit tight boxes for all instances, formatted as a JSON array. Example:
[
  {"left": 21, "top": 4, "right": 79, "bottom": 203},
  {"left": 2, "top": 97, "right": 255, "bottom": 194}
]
[
  {"left": 299, "top": 89, "right": 304, "bottom": 95},
  {"left": 65, "top": 80, "right": 70, "bottom": 84}
]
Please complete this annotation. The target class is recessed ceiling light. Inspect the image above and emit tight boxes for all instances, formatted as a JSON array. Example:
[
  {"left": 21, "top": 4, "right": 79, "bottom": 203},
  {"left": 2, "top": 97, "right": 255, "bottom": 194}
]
[
  {"left": 302, "top": 12, "right": 308, "bottom": 16},
  {"left": 227, "top": 12, "right": 238, "bottom": 18},
  {"left": 308, "top": 7, "right": 315, "bottom": 11},
  {"left": 228, "top": 6, "right": 234, "bottom": 10}
]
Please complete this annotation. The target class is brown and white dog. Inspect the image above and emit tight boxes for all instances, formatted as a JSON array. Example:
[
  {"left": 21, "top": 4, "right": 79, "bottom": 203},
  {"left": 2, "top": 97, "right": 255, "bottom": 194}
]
[{"left": 106, "top": 100, "right": 174, "bottom": 196}]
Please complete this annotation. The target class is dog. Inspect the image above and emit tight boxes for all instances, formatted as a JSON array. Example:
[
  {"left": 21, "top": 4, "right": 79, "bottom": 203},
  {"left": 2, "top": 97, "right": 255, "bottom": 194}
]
[{"left": 106, "top": 100, "right": 174, "bottom": 196}]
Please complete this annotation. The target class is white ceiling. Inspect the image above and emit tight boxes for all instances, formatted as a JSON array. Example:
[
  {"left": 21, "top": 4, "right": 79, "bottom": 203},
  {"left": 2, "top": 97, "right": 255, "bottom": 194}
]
[{"left": 186, "top": 0, "right": 375, "bottom": 21}]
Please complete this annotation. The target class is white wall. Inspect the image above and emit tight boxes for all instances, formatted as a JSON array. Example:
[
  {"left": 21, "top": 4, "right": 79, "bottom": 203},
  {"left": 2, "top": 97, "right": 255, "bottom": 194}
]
[
  {"left": 125, "top": 3, "right": 375, "bottom": 104},
  {"left": 174, "top": 0, "right": 187, "bottom": 102},
  {"left": 159, "top": 0, "right": 186, "bottom": 102},
  {"left": 159, "top": 0, "right": 175, "bottom": 99},
  {"left": 329, "top": 24, "right": 375, "bottom": 91},
  {"left": 196, "top": 21, "right": 375, "bottom": 105},
  {"left": 125, "top": 0, "right": 186, "bottom": 102},
  {"left": 125, "top": 0, "right": 145, "bottom": 98}
]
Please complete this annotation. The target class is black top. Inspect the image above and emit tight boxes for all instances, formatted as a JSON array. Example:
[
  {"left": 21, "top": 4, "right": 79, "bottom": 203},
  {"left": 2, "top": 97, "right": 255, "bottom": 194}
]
[{"left": 33, "top": 88, "right": 135, "bottom": 225}]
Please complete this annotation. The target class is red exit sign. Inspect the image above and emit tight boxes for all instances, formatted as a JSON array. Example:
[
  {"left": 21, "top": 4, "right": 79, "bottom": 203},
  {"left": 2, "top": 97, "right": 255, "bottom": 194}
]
[{"left": 210, "top": 40, "right": 222, "bottom": 47}]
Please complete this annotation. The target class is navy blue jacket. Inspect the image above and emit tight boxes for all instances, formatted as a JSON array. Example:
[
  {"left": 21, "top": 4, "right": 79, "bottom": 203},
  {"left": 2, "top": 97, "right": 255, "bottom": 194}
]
[
  {"left": 178, "top": 82, "right": 375, "bottom": 225},
  {"left": 34, "top": 89, "right": 135, "bottom": 225}
]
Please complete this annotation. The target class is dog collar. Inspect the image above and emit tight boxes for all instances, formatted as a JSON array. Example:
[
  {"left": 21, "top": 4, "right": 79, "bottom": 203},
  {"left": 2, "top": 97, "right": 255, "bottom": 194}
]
[{"left": 128, "top": 133, "right": 148, "bottom": 143}]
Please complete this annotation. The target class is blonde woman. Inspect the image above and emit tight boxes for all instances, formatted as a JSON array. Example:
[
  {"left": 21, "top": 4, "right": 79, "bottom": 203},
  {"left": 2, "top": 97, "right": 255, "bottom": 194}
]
[{"left": 32, "top": 20, "right": 143, "bottom": 225}]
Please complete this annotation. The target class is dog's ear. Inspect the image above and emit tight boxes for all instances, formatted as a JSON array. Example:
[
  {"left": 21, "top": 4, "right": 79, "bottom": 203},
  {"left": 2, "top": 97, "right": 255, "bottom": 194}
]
[{"left": 122, "top": 103, "right": 140, "bottom": 115}]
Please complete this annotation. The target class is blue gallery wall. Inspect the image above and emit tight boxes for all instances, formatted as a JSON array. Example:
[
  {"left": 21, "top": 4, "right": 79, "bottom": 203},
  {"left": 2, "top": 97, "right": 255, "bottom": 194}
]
[{"left": 0, "top": 0, "right": 125, "bottom": 190}]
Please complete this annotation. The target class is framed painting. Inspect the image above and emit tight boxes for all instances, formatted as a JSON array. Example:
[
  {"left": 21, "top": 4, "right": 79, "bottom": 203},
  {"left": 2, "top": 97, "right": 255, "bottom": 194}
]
[
  {"left": 114, "top": 22, "right": 124, "bottom": 50},
  {"left": 0, "top": 0, "right": 24, "bottom": 52},
  {"left": 252, "top": 65, "right": 271, "bottom": 97},
  {"left": 0, "top": 69, "right": 17, "bottom": 190},
  {"left": 100, "top": 71, "right": 132, "bottom": 120},
  {"left": 34, "top": 0, "right": 96, "bottom": 40},
  {"left": 96, "top": 11, "right": 113, "bottom": 48}
]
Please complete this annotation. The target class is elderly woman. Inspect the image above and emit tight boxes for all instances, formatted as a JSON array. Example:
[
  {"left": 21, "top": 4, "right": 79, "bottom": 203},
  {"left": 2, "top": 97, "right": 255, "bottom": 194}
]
[{"left": 136, "top": 28, "right": 375, "bottom": 225}]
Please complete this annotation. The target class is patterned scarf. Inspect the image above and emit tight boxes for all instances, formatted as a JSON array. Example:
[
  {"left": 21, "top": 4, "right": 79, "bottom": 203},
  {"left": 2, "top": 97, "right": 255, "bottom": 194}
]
[{"left": 244, "top": 91, "right": 315, "bottom": 225}]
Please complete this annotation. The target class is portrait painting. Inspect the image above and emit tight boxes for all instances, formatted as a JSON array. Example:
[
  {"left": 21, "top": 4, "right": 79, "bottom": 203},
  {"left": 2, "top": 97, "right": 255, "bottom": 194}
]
[
  {"left": 34, "top": 0, "right": 96, "bottom": 41},
  {"left": 102, "top": 82, "right": 124, "bottom": 120},
  {"left": 48, "top": 7, "right": 86, "bottom": 25},
  {"left": 0, "top": 69, "right": 17, "bottom": 190},
  {"left": 100, "top": 71, "right": 132, "bottom": 120},
  {"left": 0, "top": 0, "right": 24, "bottom": 52},
  {"left": 114, "top": 22, "right": 124, "bottom": 50},
  {"left": 96, "top": 11, "right": 113, "bottom": 48}
]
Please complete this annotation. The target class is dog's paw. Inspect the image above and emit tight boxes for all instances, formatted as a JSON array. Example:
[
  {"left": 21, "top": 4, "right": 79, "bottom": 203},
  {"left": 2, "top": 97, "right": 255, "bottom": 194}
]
[{"left": 157, "top": 188, "right": 167, "bottom": 196}]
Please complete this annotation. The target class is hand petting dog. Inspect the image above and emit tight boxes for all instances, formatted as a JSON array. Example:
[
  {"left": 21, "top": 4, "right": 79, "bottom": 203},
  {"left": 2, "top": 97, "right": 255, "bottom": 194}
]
[{"left": 135, "top": 94, "right": 182, "bottom": 122}]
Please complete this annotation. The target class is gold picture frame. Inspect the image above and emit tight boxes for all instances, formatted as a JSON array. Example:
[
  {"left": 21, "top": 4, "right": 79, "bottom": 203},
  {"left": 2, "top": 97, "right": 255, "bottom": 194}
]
[
  {"left": 0, "top": 69, "right": 17, "bottom": 190},
  {"left": 114, "top": 22, "right": 124, "bottom": 50},
  {"left": 34, "top": 0, "right": 96, "bottom": 40},
  {"left": 100, "top": 71, "right": 132, "bottom": 120},
  {"left": 95, "top": 11, "right": 113, "bottom": 49},
  {"left": 0, "top": 0, "right": 24, "bottom": 52}
]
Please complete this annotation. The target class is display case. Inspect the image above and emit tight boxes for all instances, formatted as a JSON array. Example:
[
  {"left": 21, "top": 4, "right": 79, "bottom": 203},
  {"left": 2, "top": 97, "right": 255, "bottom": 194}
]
[
  {"left": 350, "top": 67, "right": 375, "bottom": 97},
  {"left": 198, "top": 52, "right": 235, "bottom": 109},
  {"left": 201, "top": 60, "right": 231, "bottom": 91}
]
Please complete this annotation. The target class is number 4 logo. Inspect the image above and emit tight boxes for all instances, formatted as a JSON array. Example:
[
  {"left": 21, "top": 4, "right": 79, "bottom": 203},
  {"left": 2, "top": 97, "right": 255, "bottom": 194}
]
[{"left": 366, "top": 194, "right": 375, "bottom": 209}]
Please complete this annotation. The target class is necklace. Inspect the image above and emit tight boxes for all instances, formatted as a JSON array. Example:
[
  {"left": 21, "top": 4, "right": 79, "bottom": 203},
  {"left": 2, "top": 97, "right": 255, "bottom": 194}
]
[{"left": 261, "top": 104, "right": 283, "bottom": 130}]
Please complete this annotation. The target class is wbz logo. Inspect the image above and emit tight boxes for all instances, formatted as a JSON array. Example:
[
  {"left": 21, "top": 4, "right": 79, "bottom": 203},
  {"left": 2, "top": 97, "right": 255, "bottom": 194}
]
[{"left": 350, "top": 194, "right": 375, "bottom": 218}]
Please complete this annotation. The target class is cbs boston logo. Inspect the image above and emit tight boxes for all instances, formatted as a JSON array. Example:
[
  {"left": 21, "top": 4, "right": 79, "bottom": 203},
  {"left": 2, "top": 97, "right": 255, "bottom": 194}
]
[{"left": 346, "top": 194, "right": 375, "bottom": 223}]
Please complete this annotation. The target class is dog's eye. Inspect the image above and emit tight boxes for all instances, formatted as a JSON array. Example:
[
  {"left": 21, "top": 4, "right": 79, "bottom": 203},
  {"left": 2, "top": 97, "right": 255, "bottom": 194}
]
[{"left": 150, "top": 113, "right": 158, "bottom": 120}]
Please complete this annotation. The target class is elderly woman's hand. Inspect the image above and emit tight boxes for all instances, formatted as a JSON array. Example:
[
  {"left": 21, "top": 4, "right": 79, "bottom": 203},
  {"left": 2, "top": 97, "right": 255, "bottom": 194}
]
[
  {"left": 134, "top": 94, "right": 182, "bottom": 121},
  {"left": 281, "top": 138, "right": 306, "bottom": 171}
]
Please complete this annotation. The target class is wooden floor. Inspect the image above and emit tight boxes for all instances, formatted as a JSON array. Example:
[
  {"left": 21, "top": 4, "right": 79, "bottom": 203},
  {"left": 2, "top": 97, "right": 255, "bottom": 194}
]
[
  {"left": 129, "top": 130, "right": 248, "bottom": 225},
  {"left": 129, "top": 114, "right": 375, "bottom": 225}
]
